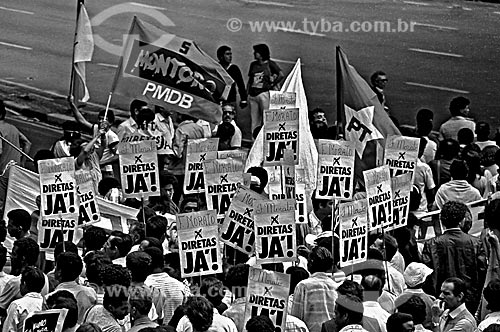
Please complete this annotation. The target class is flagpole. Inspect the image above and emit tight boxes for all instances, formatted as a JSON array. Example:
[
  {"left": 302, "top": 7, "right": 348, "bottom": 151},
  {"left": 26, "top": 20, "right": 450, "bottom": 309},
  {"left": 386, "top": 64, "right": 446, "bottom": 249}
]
[
  {"left": 0, "top": 135, "right": 34, "bottom": 162},
  {"left": 69, "top": 0, "right": 83, "bottom": 98},
  {"left": 335, "top": 46, "right": 344, "bottom": 140}
]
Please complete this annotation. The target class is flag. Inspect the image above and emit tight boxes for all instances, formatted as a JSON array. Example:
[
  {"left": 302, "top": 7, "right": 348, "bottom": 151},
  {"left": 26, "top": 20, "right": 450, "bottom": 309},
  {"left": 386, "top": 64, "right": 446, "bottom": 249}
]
[
  {"left": 110, "top": 16, "right": 234, "bottom": 124},
  {"left": 337, "top": 47, "right": 400, "bottom": 185},
  {"left": 70, "top": 1, "right": 94, "bottom": 103},
  {"left": 245, "top": 59, "right": 318, "bottom": 213}
]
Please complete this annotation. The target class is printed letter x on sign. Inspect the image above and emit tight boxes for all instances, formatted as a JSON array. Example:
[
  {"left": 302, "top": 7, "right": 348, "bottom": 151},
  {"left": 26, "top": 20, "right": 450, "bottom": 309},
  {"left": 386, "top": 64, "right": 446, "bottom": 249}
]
[
  {"left": 54, "top": 173, "right": 62, "bottom": 183},
  {"left": 220, "top": 174, "right": 228, "bottom": 183},
  {"left": 263, "top": 286, "right": 273, "bottom": 296},
  {"left": 199, "top": 153, "right": 206, "bottom": 161},
  {"left": 243, "top": 208, "right": 253, "bottom": 217},
  {"left": 351, "top": 217, "right": 358, "bottom": 227},
  {"left": 278, "top": 123, "right": 286, "bottom": 131},
  {"left": 195, "top": 229, "right": 202, "bottom": 239},
  {"left": 333, "top": 157, "right": 340, "bottom": 166},
  {"left": 398, "top": 152, "right": 406, "bottom": 160},
  {"left": 135, "top": 155, "right": 143, "bottom": 164},
  {"left": 394, "top": 190, "right": 401, "bottom": 198},
  {"left": 377, "top": 184, "right": 383, "bottom": 193},
  {"left": 271, "top": 215, "right": 279, "bottom": 225}
]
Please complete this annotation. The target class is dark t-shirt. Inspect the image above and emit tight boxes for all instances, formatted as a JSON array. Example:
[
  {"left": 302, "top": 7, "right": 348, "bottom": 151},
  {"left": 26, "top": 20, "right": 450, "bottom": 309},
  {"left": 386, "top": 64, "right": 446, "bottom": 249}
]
[{"left": 247, "top": 60, "right": 281, "bottom": 97}]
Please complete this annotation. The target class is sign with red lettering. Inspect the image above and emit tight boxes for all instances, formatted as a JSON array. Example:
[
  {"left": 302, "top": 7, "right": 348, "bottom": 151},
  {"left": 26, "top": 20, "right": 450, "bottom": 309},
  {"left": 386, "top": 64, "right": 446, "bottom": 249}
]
[
  {"left": 363, "top": 165, "right": 392, "bottom": 231},
  {"left": 263, "top": 108, "right": 299, "bottom": 166},
  {"left": 339, "top": 199, "right": 368, "bottom": 267},
  {"left": 384, "top": 135, "right": 420, "bottom": 182},
  {"left": 184, "top": 138, "right": 219, "bottom": 194}
]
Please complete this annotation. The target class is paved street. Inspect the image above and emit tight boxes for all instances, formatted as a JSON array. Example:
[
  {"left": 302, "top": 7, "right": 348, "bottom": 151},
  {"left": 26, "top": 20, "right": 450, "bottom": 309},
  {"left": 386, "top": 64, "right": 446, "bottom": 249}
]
[{"left": 1, "top": 0, "right": 500, "bottom": 138}]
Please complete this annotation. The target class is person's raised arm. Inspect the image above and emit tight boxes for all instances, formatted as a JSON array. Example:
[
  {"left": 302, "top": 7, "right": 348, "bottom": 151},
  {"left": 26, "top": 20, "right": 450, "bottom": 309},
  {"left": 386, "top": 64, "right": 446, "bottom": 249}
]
[{"left": 68, "top": 97, "right": 93, "bottom": 132}]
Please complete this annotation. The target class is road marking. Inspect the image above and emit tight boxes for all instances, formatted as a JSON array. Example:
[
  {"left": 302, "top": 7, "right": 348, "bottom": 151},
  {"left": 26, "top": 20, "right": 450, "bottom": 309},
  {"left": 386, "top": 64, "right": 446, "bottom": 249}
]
[
  {"left": 97, "top": 63, "right": 118, "bottom": 68},
  {"left": 447, "top": 5, "right": 472, "bottom": 10},
  {"left": 403, "top": 1, "right": 430, "bottom": 6},
  {"left": 494, "top": 11, "right": 500, "bottom": 14},
  {"left": 243, "top": 0, "right": 295, "bottom": 7},
  {"left": 0, "top": 6, "right": 34, "bottom": 15},
  {"left": 276, "top": 27, "right": 326, "bottom": 37},
  {"left": 273, "top": 58, "right": 302, "bottom": 65},
  {"left": 405, "top": 82, "right": 469, "bottom": 94},
  {"left": 413, "top": 22, "right": 457, "bottom": 31},
  {"left": 409, "top": 48, "right": 463, "bottom": 58},
  {"left": 29, "top": 93, "right": 54, "bottom": 101},
  {"left": 128, "top": 2, "right": 166, "bottom": 10},
  {"left": 0, "top": 41, "right": 32, "bottom": 50}
]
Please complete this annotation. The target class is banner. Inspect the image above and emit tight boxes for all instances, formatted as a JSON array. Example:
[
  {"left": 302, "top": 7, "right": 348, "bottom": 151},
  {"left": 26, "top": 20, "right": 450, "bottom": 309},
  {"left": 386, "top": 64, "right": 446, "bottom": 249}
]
[
  {"left": 203, "top": 157, "right": 245, "bottom": 221},
  {"left": 254, "top": 199, "right": 296, "bottom": 263},
  {"left": 390, "top": 172, "right": 413, "bottom": 231},
  {"left": 177, "top": 210, "right": 222, "bottom": 277},
  {"left": 118, "top": 139, "right": 159, "bottom": 198},
  {"left": 295, "top": 168, "right": 307, "bottom": 224},
  {"left": 111, "top": 16, "right": 234, "bottom": 124},
  {"left": 23, "top": 309, "right": 68, "bottom": 332},
  {"left": 220, "top": 185, "right": 266, "bottom": 255},
  {"left": 268, "top": 151, "right": 295, "bottom": 200},
  {"left": 75, "top": 170, "right": 100, "bottom": 227},
  {"left": 384, "top": 135, "right": 420, "bottom": 181},
  {"left": 363, "top": 165, "right": 392, "bottom": 231},
  {"left": 38, "top": 158, "right": 79, "bottom": 252},
  {"left": 184, "top": 138, "right": 219, "bottom": 194},
  {"left": 269, "top": 91, "right": 296, "bottom": 109},
  {"left": 339, "top": 199, "right": 368, "bottom": 267},
  {"left": 263, "top": 108, "right": 299, "bottom": 166},
  {"left": 316, "top": 140, "right": 355, "bottom": 200},
  {"left": 245, "top": 267, "right": 290, "bottom": 332}
]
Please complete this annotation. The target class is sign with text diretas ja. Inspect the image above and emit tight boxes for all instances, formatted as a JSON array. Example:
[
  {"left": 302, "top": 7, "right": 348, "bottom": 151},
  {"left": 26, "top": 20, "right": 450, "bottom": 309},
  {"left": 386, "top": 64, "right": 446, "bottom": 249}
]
[
  {"left": 220, "top": 185, "right": 266, "bottom": 255},
  {"left": 316, "top": 139, "right": 355, "bottom": 200},
  {"left": 184, "top": 138, "right": 219, "bottom": 194},
  {"left": 75, "top": 170, "right": 100, "bottom": 227},
  {"left": 389, "top": 172, "right": 413, "bottom": 231},
  {"left": 38, "top": 158, "right": 79, "bottom": 252},
  {"left": 203, "top": 157, "right": 245, "bottom": 221},
  {"left": 244, "top": 267, "right": 290, "bottom": 332},
  {"left": 254, "top": 199, "right": 296, "bottom": 264},
  {"left": 339, "top": 199, "right": 368, "bottom": 267},
  {"left": 177, "top": 209, "right": 222, "bottom": 277},
  {"left": 384, "top": 135, "right": 420, "bottom": 182},
  {"left": 263, "top": 108, "right": 299, "bottom": 166},
  {"left": 363, "top": 165, "right": 392, "bottom": 231},
  {"left": 118, "top": 139, "right": 159, "bottom": 198}
]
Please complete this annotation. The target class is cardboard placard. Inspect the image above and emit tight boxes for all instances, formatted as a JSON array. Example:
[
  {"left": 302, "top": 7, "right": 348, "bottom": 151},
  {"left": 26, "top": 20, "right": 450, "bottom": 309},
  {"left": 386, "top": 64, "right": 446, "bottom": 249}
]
[
  {"left": 23, "top": 309, "right": 68, "bottom": 332},
  {"left": 389, "top": 172, "right": 413, "bottom": 231},
  {"left": 269, "top": 91, "right": 296, "bottom": 109},
  {"left": 268, "top": 151, "right": 296, "bottom": 200},
  {"left": 75, "top": 170, "right": 100, "bottom": 227},
  {"left": 295, "top": 168, "right": 307, "bottom": 224},
  {"left": 339, "top": 199, "right": 368, "bottom": 267},
  {"left": 384, "top": 135, "right": 420, "bottom": 182},
  {"left": 183, "top": 138, "right": 219, "bottom": 194},
  {"left": 363, "top": 165, "right": 392, "bottom": 231},
  {"left": 263, "top": 108, "right": 299, "bottom": 166}
]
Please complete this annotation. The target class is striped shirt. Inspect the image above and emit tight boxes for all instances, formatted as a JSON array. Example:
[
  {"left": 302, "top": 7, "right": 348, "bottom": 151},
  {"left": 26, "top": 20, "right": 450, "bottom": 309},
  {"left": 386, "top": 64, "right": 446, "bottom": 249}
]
[{"left": 144, "top": 272, "right": 188, "bottom": 324}]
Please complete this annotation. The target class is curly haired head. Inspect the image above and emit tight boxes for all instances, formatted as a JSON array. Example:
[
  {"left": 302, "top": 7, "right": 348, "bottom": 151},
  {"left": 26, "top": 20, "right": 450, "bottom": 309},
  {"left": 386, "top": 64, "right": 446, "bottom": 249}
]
[
  {"left": 246, "top": 315, "right": 275, "bottom": 332},
  {"left": 396, "top": 295, "right": 426, "bottom": 324},
  {"left": 185, "top": 296, "right": 214, "bottom": 332},
  {"left": 101, "top": 264, "right": 131, "bottom": 287},
  {"left": 224, "top": 264, "right": 249, "bottom": 298},
  {"left": 440, "top": 201, "right": 468, "bottom": 229}
]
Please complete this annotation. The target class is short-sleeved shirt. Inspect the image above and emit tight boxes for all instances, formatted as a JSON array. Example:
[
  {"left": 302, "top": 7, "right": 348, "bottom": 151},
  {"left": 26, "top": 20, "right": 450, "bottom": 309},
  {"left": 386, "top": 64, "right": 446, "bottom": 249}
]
[
  {"left": 92, "top": 124, "right": 119, "bottom": 165},
  {"left": 83, "top": 305, "right": 123, "bottom": 332},
  {"left": 413, "top": 159, "right": 436, "bottom": 214},
  {"left": 3, "top": 292, "right": 44, "bottom": 332},
  {"left": 438, "top": 116, "right": 475, "bottom": 141},
  {"left": 0, "top": 122, "right": 22, "bottom": 171},
  {"left": 0, "top": 274, "right": 49, "bottom": 311},
  {"left": 248, "top": 60, "right": 281, "bottom": 97}
]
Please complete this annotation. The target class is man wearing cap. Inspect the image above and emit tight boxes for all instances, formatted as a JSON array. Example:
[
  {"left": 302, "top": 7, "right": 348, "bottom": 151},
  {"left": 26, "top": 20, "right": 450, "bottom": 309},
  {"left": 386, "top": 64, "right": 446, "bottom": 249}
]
[{"left": 395, "top": 263, "right": 436, "bottom": 330}]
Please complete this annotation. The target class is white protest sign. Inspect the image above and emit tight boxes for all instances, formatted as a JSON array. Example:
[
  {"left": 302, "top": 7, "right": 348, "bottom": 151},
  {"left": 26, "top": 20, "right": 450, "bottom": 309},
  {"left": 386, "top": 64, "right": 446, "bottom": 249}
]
[
  {"left": 203, "top": 157, "right": 245, "bottom": 221},
  {"left": 121, "top": 129, "right": 172, "bottom": 155},
  {"left": 316, "top": 139, "right": 355, "bottom": 200},
  {"left": 119, "top": 139, "right": 159, "bottom": 198},
  {"left": 245, "top": 267, "right": 290, "bottom": 332},
  {"left": 184, "top": 138, "right": 219, "bottom": 194},
  {"left": 177, "top": 209, "right": 222, "bottom": 278},
  {"left": 295, "top": 168, "right": 307, "bottom": 224},
  {"left": 218, "top": 149, "right": 248, "bottom": 163},
  {"left": 263, "top": 108, "right": 299, "bottom": 166},
  {"left": 384, "top": 135, "right": 420, "bottom": 181},
  {"left": 75, "top": 170, "right": 100, "bottom": 227},
  {"left": 390, "top": 172, "right": 413, "bottom": 231},
  {"left": 363, "top": 165, "right": 392, "bottom": 231},
  {"left": 270, "top": 91, "right": 296, "bottom": 109},
  {"left": 254, "top": 199, "right": 296, "bottom": 263},
  {"left": 339, "top": 199, "right": 368, "bottom": 267},
  {"left": 220, "top": 185, "right": 266, "bottom": 255},
  {"left": 268, "top": 151, "right": 295, "bottom": 200}
]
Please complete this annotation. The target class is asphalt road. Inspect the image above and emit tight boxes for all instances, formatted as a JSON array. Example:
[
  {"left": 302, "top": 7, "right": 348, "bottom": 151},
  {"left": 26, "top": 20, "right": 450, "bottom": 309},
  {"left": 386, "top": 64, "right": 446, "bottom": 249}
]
[{"left": 1, "top": 0, "right": 500, "bottom": 138}]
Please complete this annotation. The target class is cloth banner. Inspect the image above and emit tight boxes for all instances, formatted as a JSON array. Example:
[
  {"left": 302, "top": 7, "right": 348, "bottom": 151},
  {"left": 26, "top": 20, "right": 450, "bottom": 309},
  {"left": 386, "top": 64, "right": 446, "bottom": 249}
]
[
  {"left": 384, "top": 135, "right": 420, "bottom": 182},
  {"left": 111, "top": 16, "right": 234, "bottom": 124},
  {"left": 183, "top": 138, "right": 219, "bottom": 194},
  {"left": 75, "top": 170, "right": 100, "bottom": 227},
  {"left": 263, "top": 108, "right": 299, "bottom": 166},
  {"left": 244, "top": 267, "right": 290, "bottom": 332},
  {"left": 339, "top": 199, "right": 368, "bottom": 267},
  {"left": 316, "top": 139, "right": 355, "bottom": 200},
  {"left": 177, "top": 209, "right": 222, "bottom": 277},
  {"left": 203, "top": 157, "right": 245, "bottom": 221},
  {"left": 23, "top": 309, "right": 68, "bottom": 332},
  {"left": 389, "top": 173, "right": 413, "bottom": 231},
  {"left": 118, "top": 139, "right": 159, "bottom": 198},
  {"left": 363, "top": 165, "right": 392, "bottom": 231},
  {"left": 254, "top": 199, "right": 296, "bottom": 264}
]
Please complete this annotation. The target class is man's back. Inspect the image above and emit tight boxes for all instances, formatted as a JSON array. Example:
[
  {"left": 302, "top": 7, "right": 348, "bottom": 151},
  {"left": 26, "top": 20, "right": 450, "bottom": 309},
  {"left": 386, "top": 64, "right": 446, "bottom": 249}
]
[
  {"left": 0, "top": 122, "right": 20, "bottom": 171},
  {"left": 439, "top": 117, "right": 475, "bottom": 141},
  {"left": 434, "top": 180, "right": 481, "bottom": 209},
  {"left": 144, "top": 272, "right": 186, "bottom": 324},
  {"left": 53, "top": 281, "right": 97, "bottom": 323}
]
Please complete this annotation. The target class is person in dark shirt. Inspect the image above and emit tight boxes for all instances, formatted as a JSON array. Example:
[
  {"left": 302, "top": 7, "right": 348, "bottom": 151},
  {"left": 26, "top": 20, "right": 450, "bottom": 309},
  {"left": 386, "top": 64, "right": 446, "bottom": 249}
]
[{"left": 217, "top": 46, "right": 247, "bottom": 109}]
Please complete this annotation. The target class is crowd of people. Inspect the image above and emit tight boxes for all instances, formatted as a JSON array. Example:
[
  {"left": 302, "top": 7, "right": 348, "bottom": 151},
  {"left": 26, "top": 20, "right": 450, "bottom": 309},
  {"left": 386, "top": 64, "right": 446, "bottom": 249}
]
[{"left": 0, "top": 41, "right": 499, "bottom": 332}]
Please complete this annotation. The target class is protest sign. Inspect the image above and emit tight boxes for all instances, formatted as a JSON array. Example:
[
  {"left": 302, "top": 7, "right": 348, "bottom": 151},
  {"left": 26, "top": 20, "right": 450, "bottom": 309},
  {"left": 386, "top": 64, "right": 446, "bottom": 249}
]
[
  {"left": 218, "top": 149, "right": 248, "bottom": 163},
  {"left": 269, "top": 91, "right": 296, "bottom": 109},
  {"left": 245, "top": 267, "right": 291, "bottom": 332},
  {"left": 203, "top": 157, "right": 245, "bottom": 221},
  {"left": 75, "top": 170, "right": 100, "bottom": 227},
  {"left": 38, "top": 158, "right": 79, "bottom": 252},
  {"left": 177, "top": 209, "right": 222, "bottom": 277},
  {"left": 220, "top": 185, "right": 266, "bottom": 255},
  {"left": 23, "top": 309, "right": 68, "bottom": 332},
  {"left": 268, "top": 154, "right": 296, "bottom": 201},
  {"left": 339, "top": 199, "right": 368, "bottom": 267},
  {"left": 363, "top": 165, "right": 392, "bottom": 231},
  {"left": 263, "top": 108, "right": 299, "bottom": 166},
  {"left": 118, "top": 139, "right": 159, "bottom": 198},
  {"left": 316, "top": 139, "right": 355, "bottom": 200},
  {"left": 254, "top": 199, "right": 296, "bottom": 263},
  {"left": 384, "top": 135, "right": 420, "bottom": 181},
  {"left": 389, "top": 172, "right": 413, "bottom": 230},
  {"left": 295, "top": 168, "right": 307, "bottom": 224},
  {"left": 184, "top": 138, "right": 219, "bottom": 194},
  {"left": 121, "top": 130, "right": 172, "bottom": 155}
]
